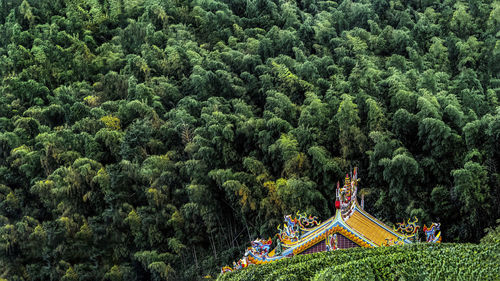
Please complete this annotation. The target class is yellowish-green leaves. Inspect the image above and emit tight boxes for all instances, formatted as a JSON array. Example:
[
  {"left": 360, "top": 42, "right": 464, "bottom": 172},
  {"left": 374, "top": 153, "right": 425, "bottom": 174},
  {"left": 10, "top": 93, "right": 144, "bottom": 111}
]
[
  {"left": 125, "top": 209, "right": 142, "bottom": 235},
  {"left": 100, "top": 115, "right": 121, "bottom": 130},
  {"left": 61, "top": 267, "right": 78, "bottom": 281},
  {"left": 84, "top": 95, "right": 100, "bottom": 107}
]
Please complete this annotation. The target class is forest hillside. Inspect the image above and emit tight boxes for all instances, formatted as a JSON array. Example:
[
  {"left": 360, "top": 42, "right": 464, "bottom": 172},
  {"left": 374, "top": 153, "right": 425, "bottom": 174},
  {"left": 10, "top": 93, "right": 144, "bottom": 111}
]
[{"left": 0, "top": 0, "right": 499, "bottom": 280}]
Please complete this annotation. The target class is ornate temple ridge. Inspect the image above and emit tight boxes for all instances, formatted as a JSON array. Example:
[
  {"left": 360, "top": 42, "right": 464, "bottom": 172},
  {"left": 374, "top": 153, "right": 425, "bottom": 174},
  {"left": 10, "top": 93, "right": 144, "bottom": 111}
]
[{"left": 221, "top": 168, "right": 442, "bottom": 273}]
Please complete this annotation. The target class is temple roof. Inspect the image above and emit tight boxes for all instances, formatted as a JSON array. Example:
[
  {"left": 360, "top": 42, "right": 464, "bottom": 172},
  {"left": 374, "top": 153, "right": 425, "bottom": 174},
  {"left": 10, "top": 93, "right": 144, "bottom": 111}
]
[
  {"left": 345, "top": 202, "right": 408, "bottom": 247},
  {"left": 283, "top": 203, "right": 409, "bottom": 256},
  {"left": 242, "top": 169, "right": 413, "bottom": 265},
  {"left": 223, "top": 169, "right": 441, "bottom": 273},
  {"left": 245, "top": 203, "right": 410, "bottom": 265}
]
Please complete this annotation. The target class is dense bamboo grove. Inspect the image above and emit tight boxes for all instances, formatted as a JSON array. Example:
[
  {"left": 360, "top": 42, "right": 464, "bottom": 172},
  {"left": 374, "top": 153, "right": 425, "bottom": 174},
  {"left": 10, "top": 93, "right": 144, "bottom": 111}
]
[{"left": 0, "top": 0, "right": 499, "bottom": 280}]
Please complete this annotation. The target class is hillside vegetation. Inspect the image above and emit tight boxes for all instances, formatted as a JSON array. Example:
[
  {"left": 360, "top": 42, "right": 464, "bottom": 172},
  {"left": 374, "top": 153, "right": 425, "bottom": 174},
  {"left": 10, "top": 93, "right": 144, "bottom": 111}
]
[
  {"left": 217, "top": 243, "right": 500, "bottom": 281},
  {"left": 0, "top": 0, "right": 499, "bottom": 280}
]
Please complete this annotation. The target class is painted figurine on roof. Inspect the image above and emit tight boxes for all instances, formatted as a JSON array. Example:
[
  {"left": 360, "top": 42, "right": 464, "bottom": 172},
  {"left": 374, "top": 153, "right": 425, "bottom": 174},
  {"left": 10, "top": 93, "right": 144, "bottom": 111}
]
[
  {"left": 326, "top": 233, "right": 338, "bottom": 251},
  {"left": 221, "top": 168, "right": 442, "bottom": 274},
  {"left": 277, "top": 215, "right": 300, "bottom": 242},
  {"left": 423, "top": 223, "right": 442, "bottom": 243},
  {"left": 247, "top": 238, "right": 273, "bottom": 258}
]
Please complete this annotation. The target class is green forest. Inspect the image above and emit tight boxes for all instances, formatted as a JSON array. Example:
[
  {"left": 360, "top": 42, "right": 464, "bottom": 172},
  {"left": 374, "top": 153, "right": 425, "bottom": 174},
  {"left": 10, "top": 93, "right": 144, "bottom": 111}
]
[{"left": 0, "top": 0, "right": 499, "bottom": 280}]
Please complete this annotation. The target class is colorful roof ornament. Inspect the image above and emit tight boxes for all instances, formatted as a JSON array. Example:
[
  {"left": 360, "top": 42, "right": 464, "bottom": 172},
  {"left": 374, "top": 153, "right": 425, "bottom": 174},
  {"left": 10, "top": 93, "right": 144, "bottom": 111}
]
[
  {"left": 393, "top": 216, "right": 420, "bottom": 242},
  {"left": 220, "top": 168, "right": 442, "bottom": 273},
  {"left": 423, "top": 223, "right": 442, "bottom": 243}
]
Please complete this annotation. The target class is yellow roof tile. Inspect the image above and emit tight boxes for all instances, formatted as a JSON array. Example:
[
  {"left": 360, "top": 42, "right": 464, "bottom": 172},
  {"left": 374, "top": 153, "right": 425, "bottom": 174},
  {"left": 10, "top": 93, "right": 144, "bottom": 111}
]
[{"left": 345, "top": 209, "right": 400, "bottom": 246}]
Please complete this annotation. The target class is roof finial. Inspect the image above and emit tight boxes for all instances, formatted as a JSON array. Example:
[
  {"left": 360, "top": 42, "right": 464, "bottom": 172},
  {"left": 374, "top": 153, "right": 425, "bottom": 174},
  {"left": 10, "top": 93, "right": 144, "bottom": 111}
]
[{"left": 335, "top": 181, "right": 340, "bottom": 209}]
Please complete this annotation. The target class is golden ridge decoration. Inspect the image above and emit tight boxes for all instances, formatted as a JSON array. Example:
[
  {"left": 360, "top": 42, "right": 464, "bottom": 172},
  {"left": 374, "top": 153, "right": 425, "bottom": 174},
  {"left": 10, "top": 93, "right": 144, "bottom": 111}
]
[{"left": 393, "top": 216, "right": 420, "bottom": 241}]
